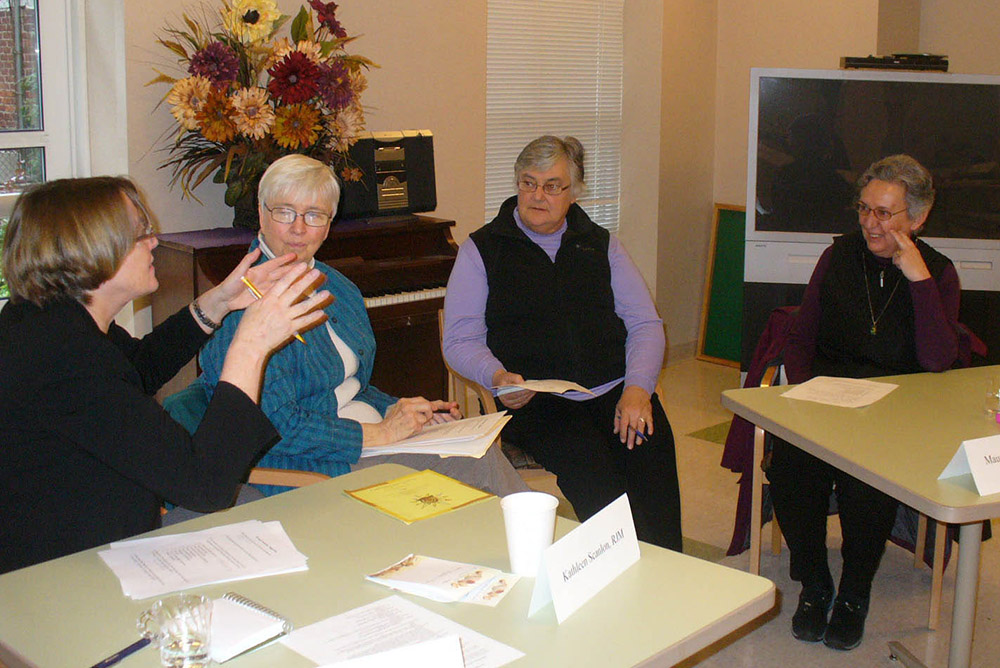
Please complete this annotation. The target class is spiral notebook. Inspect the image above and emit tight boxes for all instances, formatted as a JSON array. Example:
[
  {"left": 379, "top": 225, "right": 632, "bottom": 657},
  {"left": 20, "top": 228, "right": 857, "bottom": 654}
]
[{"left": 210, "top": 592, "right": 293, "bottom": 663}]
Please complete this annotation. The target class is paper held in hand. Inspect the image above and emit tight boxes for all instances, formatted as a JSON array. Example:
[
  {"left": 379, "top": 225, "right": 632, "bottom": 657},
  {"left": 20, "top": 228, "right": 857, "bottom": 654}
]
[
  {"left": 494, "top": 379, "right": 594, "bottom": 396},
  {"left": 360, "top": 411, "right": 510, "bottom": 459}
]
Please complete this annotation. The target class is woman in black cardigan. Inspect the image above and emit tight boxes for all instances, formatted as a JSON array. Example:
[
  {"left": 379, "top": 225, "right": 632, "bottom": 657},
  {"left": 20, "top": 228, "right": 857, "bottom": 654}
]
[{"left": 0, "top": 176, "right": 329, "bottom": 573}]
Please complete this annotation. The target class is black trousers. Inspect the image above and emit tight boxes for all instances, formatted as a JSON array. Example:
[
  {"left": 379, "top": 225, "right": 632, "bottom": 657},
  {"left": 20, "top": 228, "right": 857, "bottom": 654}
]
[
  {"left": 502, "top": 385, "right": 683, "bottom": 551},
  {"left": 767, "top": 437, "right": 898, "bottom": 601}
]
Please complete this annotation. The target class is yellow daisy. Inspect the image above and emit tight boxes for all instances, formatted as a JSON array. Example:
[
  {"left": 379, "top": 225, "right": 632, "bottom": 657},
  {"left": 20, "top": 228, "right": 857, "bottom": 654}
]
[
  {"left": 231, "top": 87, "right": 275, "bottom": 140},
  {"left": 272, "top": 103, "right": 321, "bottom": 149},
  {"left": 167, "top": 76, "right": 213, "bottom": 131}
]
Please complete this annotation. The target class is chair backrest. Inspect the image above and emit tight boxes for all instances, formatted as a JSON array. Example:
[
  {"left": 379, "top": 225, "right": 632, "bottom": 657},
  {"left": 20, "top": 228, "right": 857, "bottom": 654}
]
[
  {"left": 437, "top": 309, "right": 498, "bottom": 416},
  {"left": 162, "top": 382, "right": 329, "bottom": 489}
]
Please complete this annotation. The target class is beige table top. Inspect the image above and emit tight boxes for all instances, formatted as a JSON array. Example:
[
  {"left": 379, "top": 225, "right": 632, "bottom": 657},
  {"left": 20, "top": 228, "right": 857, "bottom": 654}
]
[
  {"left": 0, "top": 464, "right": 774, "bottom": 668},
  {"left": 722, "top": 365, "right": 1000, "bottom": 524}
]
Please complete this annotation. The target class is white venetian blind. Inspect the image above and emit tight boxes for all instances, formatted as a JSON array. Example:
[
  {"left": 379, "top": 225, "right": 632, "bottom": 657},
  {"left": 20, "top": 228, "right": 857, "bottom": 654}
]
[{"left": 485, "top": 0, "right": 624, "bottom": 232}]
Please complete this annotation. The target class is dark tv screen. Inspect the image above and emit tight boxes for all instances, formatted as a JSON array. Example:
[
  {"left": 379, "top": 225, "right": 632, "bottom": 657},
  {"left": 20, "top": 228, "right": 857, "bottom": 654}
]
[{"left": 753, "top": 72, "right": 1000, "bottom": 240}]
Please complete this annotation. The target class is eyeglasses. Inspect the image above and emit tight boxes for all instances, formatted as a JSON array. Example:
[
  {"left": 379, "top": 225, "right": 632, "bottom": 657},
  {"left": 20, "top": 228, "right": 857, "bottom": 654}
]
[
  {"left": 856, "top": 201, "right": 907, "bottom": 222},
  {"left": 264, "top": 204, "right": 332, "bottom": 227},
  {"left": 517, "top": 179, "right": 571, "bottom": 196},
  {"left": 135, "top": 220, "right": 156, "bottom": 243}
]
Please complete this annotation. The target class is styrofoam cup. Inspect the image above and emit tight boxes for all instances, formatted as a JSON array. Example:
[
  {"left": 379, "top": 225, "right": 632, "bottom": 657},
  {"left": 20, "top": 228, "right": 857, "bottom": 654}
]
[{"left": 500, "top": 491, "right": 559, "bottom": 576}]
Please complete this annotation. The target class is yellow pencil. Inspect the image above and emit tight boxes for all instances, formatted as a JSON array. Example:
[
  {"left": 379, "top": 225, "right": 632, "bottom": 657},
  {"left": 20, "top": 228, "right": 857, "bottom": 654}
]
[{"left": 241, "top": 275, "right": 307, "bottom": 344}]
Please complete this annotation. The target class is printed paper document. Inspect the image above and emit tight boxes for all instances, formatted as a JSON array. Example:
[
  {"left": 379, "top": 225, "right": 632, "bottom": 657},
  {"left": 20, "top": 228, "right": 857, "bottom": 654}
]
[
  {"left": 98, "top": 520, "right": 308, "bottom": 599},
  {"left": 281, "top": 595, "right": 523, "bottom": 668},
  {"left": 360, "top": 412, "right": 509, "bottom": 459},
  {"left": 345, "top": 469, "right": 493, "bottom": 524},
  {"left": 495, "top": 379, "right": 593, "bottom": 396},
  {"left": 366, "top": 554, "right": 518, "bottom": 606},
  {"left": 781, "top": 376, "right": 897, "bottom": 408}
]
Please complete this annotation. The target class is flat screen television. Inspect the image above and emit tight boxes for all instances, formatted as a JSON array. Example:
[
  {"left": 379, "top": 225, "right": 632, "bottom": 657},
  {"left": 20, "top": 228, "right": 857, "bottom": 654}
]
[{"left": 745, "top": 68, "right": 1000, "bottom": 290}]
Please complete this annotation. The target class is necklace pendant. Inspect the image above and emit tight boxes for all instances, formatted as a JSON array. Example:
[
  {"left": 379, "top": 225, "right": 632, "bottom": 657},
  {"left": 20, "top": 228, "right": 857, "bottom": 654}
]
[
  {"left": 880, "top": 271, "right": 884, "bottom": 288},
  {"left": 870, "top": 324, "right": 877, "bottom": 335}
]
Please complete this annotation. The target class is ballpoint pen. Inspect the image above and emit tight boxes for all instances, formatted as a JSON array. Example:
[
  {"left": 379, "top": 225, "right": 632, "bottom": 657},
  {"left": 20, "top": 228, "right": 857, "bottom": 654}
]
[
  {"left": 88, "top": 636, "right": 151, "bottom": 668},
  {"left": 241, "top": 276, "right": 307, "bottom": 344}
]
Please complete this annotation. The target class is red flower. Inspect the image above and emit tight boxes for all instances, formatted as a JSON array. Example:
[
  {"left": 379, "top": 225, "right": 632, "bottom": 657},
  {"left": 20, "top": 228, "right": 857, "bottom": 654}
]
[
  {"left": 267, "top": 51, "right": 322, "bottom": 104},
  {"left": 308, "top": 0, "right": 347, "bottom": 38},
  {"left": 318, "top": 61, "right": 354, "bottom": 110},
  {"left": 188, "top": 42, "right": 240, "bottom": 90}
]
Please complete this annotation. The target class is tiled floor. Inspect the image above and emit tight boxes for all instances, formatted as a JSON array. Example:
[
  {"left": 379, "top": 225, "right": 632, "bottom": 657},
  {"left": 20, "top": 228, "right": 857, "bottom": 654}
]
[{"left": 526, "top": 359, "right": 1000, "bottom": 667}]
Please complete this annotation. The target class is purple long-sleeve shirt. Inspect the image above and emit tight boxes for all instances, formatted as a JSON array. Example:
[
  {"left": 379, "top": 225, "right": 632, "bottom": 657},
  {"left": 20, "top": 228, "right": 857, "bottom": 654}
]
[
  {"left": 783, "top": 244, "right": 961, "bottom": 384},
  {"left": 443, "top": 210, "right": 664, "bottom": 400}
]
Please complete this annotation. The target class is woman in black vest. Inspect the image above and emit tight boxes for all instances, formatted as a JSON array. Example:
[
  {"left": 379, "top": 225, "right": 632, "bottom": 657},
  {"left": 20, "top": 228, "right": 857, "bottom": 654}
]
[
  {"left": 443, "top": 136, "right": 682, "bottom": 551},
  {"left": 768, "top": 155, "right": 961, "bottom": 650}
]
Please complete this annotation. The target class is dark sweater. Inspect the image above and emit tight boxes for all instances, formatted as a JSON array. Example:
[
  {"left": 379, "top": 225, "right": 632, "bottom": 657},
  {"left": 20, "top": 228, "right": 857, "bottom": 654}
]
[
  {"left": 471, "top": 196, "right": 627, "bottom": 388},
  {"left": 0, "top": 299, "right": 279, "bottom": 573},
  {"left": 785, "top": 230, "right": 960, "bottom": 383}
]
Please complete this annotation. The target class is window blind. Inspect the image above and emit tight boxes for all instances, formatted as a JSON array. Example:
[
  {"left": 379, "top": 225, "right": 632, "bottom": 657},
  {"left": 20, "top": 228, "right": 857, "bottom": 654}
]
[{"left": 485, "top": 0, "right": 624, "bottom": 231}]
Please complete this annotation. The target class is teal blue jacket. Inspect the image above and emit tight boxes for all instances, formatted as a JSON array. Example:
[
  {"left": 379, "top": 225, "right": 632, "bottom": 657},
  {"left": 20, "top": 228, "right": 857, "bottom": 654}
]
[{"left": 197, "top": 241, "right": 395, "bottom": 492}]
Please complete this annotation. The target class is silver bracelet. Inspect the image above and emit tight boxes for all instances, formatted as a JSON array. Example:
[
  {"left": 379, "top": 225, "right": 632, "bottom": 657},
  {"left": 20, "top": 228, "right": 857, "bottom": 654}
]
[{"left": 191, "top": 299, "right": 222, "bottom": 331}]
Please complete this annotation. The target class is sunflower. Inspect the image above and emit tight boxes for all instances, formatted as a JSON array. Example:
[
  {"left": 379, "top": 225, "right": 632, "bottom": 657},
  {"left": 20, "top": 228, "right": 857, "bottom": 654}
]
[
  {"left": 196, "top": 91, "right": 238, "bottom": 143},
  {"left": 224, "top": 0, "right": 282, "bottom": 44},
  {"left": 231, "top": 87, "right": 275, "bottom": 140},
  {"left": 267, "top": 51, "right": 322, "bottom": 104},
  {"left": 272, "top": 103, "right": 321, "bottom": 149},
  {"left": 167, "top": 76, "right": 213, "bottom": 131}
]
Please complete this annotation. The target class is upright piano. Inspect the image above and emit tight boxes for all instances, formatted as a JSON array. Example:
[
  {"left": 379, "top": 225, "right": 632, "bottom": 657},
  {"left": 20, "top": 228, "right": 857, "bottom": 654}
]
[{"left": 150, "top": 215, "right": 458, "bottom": 401}]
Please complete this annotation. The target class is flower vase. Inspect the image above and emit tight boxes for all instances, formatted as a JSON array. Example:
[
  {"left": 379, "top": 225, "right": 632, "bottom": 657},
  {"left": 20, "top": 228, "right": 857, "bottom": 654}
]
[{"left": 231, "top": 188, "right": 260, "bottom": 232}]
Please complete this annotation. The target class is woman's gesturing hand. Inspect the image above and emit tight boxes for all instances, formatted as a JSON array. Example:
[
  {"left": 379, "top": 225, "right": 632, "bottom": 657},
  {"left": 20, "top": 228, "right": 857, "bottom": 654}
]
[
  {"left": 232, "top": 263, "right": 329, "bottom": 354},
  {"left": 195, "top": 250, "right": 303, "bottom": 328},
  {"left": 890, "top": 230, "right": 931, "bottom": 282}
]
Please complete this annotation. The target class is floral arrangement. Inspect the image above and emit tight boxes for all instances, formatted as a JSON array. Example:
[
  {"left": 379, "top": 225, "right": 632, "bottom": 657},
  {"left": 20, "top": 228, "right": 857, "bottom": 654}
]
[{"left": 150, "top": 0, "right": 375, "bottom": 221}]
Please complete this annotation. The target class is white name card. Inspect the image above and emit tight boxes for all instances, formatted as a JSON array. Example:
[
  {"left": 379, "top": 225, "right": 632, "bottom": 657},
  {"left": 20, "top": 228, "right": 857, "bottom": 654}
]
[
  {"left": 939, "top": 434, "right": 1000, "bottom": 496},
  {"left": 528, "top": 494, "right": 640, "bottom": 623}
]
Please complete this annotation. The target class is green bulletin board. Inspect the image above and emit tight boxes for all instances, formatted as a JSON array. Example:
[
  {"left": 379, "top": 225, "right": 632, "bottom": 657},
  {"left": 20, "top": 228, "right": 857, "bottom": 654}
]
[{"left": 697, "top": 205, "right": 745, "bottom": 366}]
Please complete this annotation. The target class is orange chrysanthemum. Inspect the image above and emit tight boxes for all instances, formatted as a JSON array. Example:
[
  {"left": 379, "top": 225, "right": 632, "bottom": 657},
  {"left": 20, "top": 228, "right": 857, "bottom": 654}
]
[
  {"left": 195, "top": 91, "right": 237, "bottom": 143},
  {"left": 272, "top": 103, "right": 321, "bottom": 149}
]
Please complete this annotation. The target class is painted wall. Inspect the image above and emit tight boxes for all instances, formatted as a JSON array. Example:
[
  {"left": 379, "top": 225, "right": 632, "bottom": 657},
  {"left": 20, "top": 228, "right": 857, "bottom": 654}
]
[
  {"left": 656, "top": 1, "right": 717, "bottom": 361},
  {"left": 919, "top": 1, "right": 1000, "bottom": 75}
]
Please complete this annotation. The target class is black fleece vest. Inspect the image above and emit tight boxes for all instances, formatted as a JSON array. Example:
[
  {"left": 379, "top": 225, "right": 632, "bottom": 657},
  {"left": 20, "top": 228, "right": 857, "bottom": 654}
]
[
  {"left": 815, "top": 230, "right": 953, "bottom": 379},
  {"left": 471, "top": 197, "right": 627, "bottom": 388}
]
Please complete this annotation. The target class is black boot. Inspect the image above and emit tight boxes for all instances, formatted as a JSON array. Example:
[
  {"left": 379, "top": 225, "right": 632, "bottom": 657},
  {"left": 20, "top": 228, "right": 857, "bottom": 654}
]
[
  {"left": 823, "top": 595, "right": 869, "bottom": 650},
  {"left": 791, "top": 582, "right": 834, "bottom": 642}
]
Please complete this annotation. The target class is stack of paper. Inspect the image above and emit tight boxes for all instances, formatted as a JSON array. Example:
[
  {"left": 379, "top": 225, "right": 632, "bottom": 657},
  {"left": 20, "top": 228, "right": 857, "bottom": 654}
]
[
  {"left": 366, "top": 554, "right": 518, "bottom": 607},
  {"left": 360, "top": 412, "right": 510, "bottom": 459},
  {"left": 98, "top": 520, "right": 308, "bottom": 599},
  {"left": 282, "top": 596, "right": 524, "bottom": 668}
]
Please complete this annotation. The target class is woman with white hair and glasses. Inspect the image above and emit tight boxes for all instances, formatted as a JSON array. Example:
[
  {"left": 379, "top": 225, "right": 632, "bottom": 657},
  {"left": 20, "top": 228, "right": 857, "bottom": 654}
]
[
  {"left": 443, "top": 135, "right": 683, "bottom": 551},
  {"left": 768, "top": 154, "right": 962, "bottom": 651},
  {"left": 193, "top": 154, "right": 527, "bottom": 497},
  {"left": 0, "top": 176, "right": 328, "bottom": 573}
]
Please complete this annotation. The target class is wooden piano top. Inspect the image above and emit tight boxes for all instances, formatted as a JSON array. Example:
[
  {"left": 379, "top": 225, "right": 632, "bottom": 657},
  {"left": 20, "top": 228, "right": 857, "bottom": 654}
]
[{"left": 155, "top": 214, "right": 458, "bottom": 295}]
